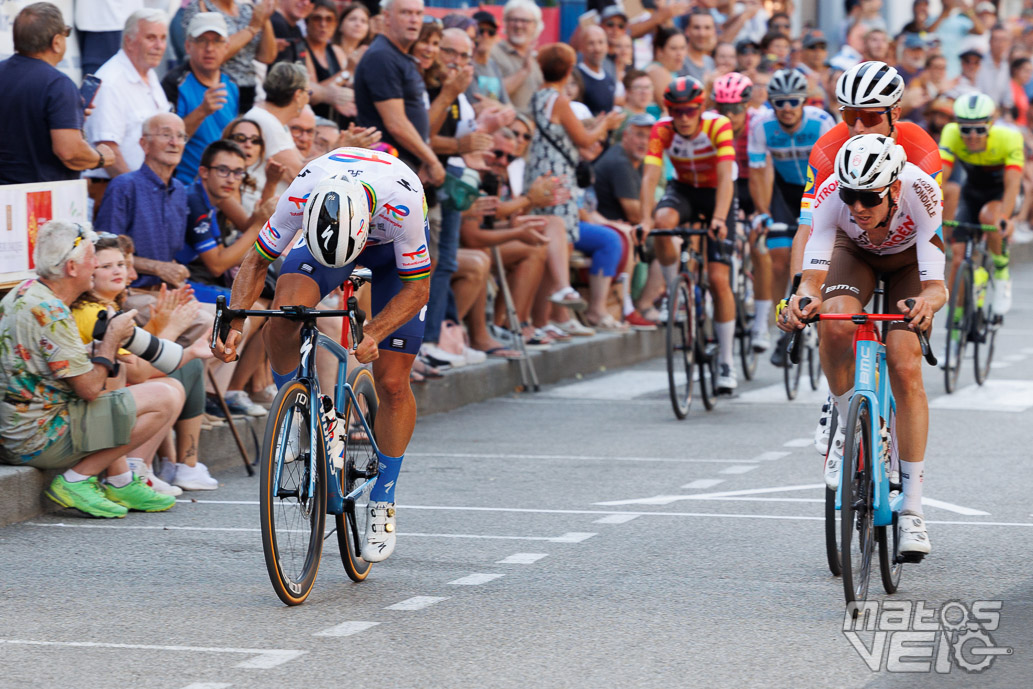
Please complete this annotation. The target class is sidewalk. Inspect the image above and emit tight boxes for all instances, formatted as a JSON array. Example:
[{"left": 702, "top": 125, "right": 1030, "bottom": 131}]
[{"left": 0, "top": 328, "right": 665, "bottom": 527}]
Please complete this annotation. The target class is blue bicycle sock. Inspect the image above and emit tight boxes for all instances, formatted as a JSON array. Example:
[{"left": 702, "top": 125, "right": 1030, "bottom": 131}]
[
  {"left": 271, "top": 366, "right": 298, "bottom": 390},
  {"left": 369, "top": 451, "right": 403, "bottom": 503}
]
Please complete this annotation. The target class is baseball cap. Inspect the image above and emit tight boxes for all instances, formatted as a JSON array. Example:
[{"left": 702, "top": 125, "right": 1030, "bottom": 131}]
[
  {"left": 187, "top": 12, "right": 229, "bottom": 38},
  {"left": 802, "top": 31, "right": 827, "bottom": 49},
  {"left": 975, "top": 1, "right": 996, "bottom": 14},
  {"left": 926, "top": 97, "right": 954, "bottom": 116},
  {"left": 903, "top": 33, "right": 926, "bottom": 50},
  {"left": 601, "top": 6, "right": 628, "bottom": 23},
  {"left": 627, "top": 113, "right": 657, "bottom": 127},
  {"left": 736, "top": 39, "right": 760, "bottom": 54},
  {"left": 472, "top": 10, "right": 497, "bottom": 29},
  {"left": 959, "top": 48, "right": 984, "bottom": 61}
]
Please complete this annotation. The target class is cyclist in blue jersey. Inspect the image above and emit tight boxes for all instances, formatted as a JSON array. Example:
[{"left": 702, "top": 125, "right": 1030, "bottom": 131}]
[{"left": 747, "top": 68, "right": 835, "bottom": 361}]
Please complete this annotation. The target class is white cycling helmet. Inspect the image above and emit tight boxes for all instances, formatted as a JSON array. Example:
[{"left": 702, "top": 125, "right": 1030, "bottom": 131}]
[
  {"left": 304, "top": 175, "right": 371, "bottom": 268},
  {"left": 835, "top": 134, "right": 906, "bottom": 190},
  {"left": 768, "top": 68, "right": 809, "bottom": 99},
  {"left": 836, "top": 61, "right": 904, "bottom": 108}
]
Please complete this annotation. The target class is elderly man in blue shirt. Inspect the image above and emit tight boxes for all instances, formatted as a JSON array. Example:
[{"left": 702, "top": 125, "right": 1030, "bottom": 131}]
[{"left": 95, "top": 112, "right": 191, "bottom": 288}]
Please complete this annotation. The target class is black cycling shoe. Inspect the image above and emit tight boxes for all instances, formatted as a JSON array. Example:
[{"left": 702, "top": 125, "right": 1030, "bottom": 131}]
[{"left": 770, "top": 333, "right": 790, "bottom": 368}]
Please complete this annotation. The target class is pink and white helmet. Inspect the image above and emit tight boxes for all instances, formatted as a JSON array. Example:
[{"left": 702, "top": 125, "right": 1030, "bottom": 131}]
[{"left": 713, "top": 72, "right": 753, "bottom": 104}]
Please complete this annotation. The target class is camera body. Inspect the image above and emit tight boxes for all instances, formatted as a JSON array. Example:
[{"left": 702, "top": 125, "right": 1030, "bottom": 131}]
[{"left": 92, "top": 310, "right": 183, "bottom": 375}]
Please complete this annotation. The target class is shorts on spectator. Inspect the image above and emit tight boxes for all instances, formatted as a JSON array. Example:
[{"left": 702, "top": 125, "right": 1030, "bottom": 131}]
[{"left": 3, "top": 388, "right": 137, "bottom": 470}]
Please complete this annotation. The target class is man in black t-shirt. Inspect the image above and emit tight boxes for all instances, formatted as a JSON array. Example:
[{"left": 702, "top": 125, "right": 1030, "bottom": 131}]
[
  {"left": 270, "top": 0, "right": 312, "bottom": 65},
  {"left": 353, "top": 0, "right": 443, "bottom": 184},
  {"left": 0, "top": 3, "right": 112, "bottom": 184},
  {"left": 593, "top": 113, "right": 653, "bottom": 223}
]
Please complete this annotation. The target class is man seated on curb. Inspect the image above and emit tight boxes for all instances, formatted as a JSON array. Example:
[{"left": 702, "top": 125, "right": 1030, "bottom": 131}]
[{"left": 0, "top": 221, "right": 183, "bottom": 518}]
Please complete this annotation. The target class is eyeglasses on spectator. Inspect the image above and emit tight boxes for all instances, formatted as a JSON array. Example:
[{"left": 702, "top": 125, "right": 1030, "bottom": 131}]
[
  {"left": 205, "top": 164, "right": 247, "bottom": 180},
  {"left": 492, "top": 150, "right": 516, "bottom": 164},
  {"left": 230, "top": 133, "right": 262, "bottom": 146}
]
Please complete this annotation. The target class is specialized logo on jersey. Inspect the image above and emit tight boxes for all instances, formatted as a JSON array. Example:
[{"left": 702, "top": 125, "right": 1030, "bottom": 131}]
[{"left": 803, "top": 164, "right": 817, "bottom": 194}]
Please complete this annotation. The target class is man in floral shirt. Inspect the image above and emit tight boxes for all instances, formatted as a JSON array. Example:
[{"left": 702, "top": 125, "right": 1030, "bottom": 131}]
[{"left": 0, "top": 221, "right": 182, "bottom": 517}]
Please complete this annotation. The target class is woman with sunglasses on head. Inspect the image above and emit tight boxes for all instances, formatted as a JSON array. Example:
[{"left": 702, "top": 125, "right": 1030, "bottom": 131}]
[
  {"left": 784, "top": 133, "right": 946, "bottom": 559},
  {"left": 786, "top": 60, "right": 943, "bottom": 458},
  {"left": 747, "top": 68, "right": 836, "bottom": 360},
  {"left": 638, "top": 75, "right": 740, "bottom": 392}
]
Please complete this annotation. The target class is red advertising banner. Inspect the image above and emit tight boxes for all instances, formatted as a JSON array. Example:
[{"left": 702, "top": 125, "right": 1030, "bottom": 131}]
[{"left": 25, "top": 190, "right": 53, "bottom": 270}]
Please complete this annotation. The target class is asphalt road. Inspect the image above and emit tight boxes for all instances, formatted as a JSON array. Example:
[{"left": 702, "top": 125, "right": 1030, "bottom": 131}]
[{"left": 2, "top": 267, "right": 1032, "bottom": 689}]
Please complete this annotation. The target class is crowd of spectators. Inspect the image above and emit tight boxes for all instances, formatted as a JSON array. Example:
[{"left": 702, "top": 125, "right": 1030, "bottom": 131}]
[{"left": 4, "top": 0, "right": 1033, "bottom": 513}]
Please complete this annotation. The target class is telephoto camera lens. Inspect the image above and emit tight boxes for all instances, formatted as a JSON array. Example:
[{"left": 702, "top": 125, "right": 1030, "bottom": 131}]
[{"left": 92, "top": 310, "right": 184, "bottom": 374}]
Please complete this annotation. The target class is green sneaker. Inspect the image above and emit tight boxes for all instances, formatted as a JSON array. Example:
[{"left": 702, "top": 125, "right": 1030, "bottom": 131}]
[
  {"left": 45, "top": 476, "right": 128, "bottom": 519},
  {"left": 104, "top": 475, "right": 176, "bottom": 512}
]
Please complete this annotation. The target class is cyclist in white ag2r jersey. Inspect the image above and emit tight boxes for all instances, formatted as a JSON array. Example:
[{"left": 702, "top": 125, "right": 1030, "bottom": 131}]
[
  {"left": 783, "top": 134, "right": 947, "bottom": 557},
  {"left": 213, "top": 147, "right": 432, "bottom": 563}
]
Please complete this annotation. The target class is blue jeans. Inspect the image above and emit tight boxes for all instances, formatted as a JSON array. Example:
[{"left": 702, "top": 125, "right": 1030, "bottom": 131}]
[
  {"left": 425, "top": 166, "right": 464, "bottom": 343},
  {"left": 575, "top": 223, "right": 623, "bottom": 278}
]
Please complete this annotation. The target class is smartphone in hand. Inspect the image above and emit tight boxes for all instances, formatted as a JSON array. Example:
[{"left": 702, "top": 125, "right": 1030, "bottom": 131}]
[{"left": 80, "top": 74, "right": 102, "bottom": 111}]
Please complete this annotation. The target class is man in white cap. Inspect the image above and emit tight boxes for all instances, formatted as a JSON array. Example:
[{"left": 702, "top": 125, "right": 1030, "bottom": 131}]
[{"left": 161, "top": 12, "right": 240, "bottom": 184}]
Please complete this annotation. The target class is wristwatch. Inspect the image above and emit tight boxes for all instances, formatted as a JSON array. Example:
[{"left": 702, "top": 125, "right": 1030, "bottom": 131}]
[
  {"left": 91, "top": 149, "right": 106, "bottom": 169},
  {"left": 91, "top": 355, "right": 119, "bottom": 377}
]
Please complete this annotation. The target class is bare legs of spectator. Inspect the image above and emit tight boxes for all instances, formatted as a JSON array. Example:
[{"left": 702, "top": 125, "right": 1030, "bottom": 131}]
[
  {"left": 492, "top": 242, "right": 548, "bottom": 337},
  {"left": 634, "top": 260, "right": 666, "bottom": 319},
  {"left": 72, "top": 379, "right": 185, "bottom": 478},
  {"left": 454, "top": 249, "right": 513, "bottom": 353}
]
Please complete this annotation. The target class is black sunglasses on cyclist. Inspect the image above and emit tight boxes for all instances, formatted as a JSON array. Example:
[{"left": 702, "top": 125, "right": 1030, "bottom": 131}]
[
  {"left": 839, "top": 186, "right": 890, "bottom": 208},
  {"left": 717, "top": 102, "right": 746, "bottom": 115},
  {"left": 840, "top": 107, "right": 891, "bottom": 127},
  {"left": 959, "top": 124, "right": 990, "bottom": 136},
  {"left": 771, "top": 97, "right": 803, "bottom": 109}
]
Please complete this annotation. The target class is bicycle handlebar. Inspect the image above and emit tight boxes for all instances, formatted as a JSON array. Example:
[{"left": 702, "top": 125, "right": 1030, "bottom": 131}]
[
  {"left": 211, "top": 295, "right": 366, "bottom": 351},
  {"left": 649, "top": 227, "right": 712, "bottom": 238},
  {"left": 786, "top": 297, "right": 937, "bottom": 367},
  {"left": 943, "top": 219, "right": 1003, "bottom": 233}
]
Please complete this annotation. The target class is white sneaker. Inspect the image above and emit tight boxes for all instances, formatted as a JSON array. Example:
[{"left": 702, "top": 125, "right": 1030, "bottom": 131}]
[
  {"left": 824, "top": 423, "right": 846, "bottom": 490},
  {"left": 814, "top": 395, "right": 833, "bottom": 454},
  {"left": 126, "top": 458, "right": 182, "bottom": 496},
  {"left": 360, "top": 501, "right": 396, "bottom": 562},
  {"left": 420, "top": 343, "right": 466, "bottom": 369},
  {"left": 993, "top": 275, "right": 1012, "bottom": 315},
  {"left": 224, "top": 390, "right": 268, "bottom": 417},
  {"left": 898, "top": 511, "right": 931, "bottom": 555},
  {"left": 751, "top": 329, "right": 771, "bottom": 353},
  {"left": 172, "top": 462, "right": 219, "bottom": 491},
  {"left": 462, "top": 346, "right": 487, "bottom": 365},
  {"left": 716, "top": 363, "right": 737, "bottom": 391}
]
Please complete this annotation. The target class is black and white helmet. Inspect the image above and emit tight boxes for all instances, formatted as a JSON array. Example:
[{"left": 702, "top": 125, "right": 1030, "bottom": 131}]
[
  {"left": 768, "top": 68, "right": 809, "bottom": 99},
  {"left": 304, "top": 175, "right": 371, "bottom": 268},
  {"left": 835, "top": 134, "right": 906, "bottom": 190},
  {"left": 836, "top": 61, "right": 904, "bottom": 108}
]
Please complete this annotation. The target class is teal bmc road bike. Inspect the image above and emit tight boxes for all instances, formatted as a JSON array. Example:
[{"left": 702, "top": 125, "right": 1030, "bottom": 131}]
[
  {"left": 789, "top": 291, "right": 937, "bottom": 610},
  {"left": 212, "top": 270, "right": 380, "bottom": 606}
]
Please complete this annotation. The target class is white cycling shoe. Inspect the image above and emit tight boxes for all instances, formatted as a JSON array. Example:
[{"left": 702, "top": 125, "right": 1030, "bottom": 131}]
[
  {"left": 751, "top": 329, "right": 771, "bottom": 353},
  {"left": 898, "top": 511, "right": 931, "bottom": 556},
  {"left": 361, "top": 501, "right": 397, "bottom": 562},
  {"left": 814, "top": 395, "right": 833, "bottom": 454},
  {"left": 824, "top": 423, "right": 845, "bottom": 490}
]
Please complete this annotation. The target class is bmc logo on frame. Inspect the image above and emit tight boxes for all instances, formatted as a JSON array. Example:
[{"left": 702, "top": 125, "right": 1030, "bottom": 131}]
[{"left": 843, "top": 599, "right": 1012, "bottom": 674}]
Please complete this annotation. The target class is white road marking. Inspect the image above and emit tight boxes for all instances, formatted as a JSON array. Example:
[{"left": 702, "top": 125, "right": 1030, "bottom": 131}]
[
  {"left": 594, "top": 513, "right": 641, "bottom": 524},
  {"left": 406, "top": 452, "right": 757, "bottom": 465},
  {"left": 1022, "top": 347, "right": 1033, "bottom": 354},
  {"left": 728, "top": 382, "right": 830, "bottom": 405},
  {"left": 449, "top": 573, "right": 505, "bottom": 586},
  {"left": 990, "top": 362, "right": 1012, "bottom": 369},
  {"left": 0, "top": 640, "right": 304, "bottom": 669},
  {"left": 313, "top": 622, "right": 380, "bottom": 637},
  {"left": 1004, "top": 354, "right": 1026, "bottom": 362},
  {"left": 921, "top": 498, "right": 991, "bottom": 516},
  {"left": 752, "top": 451, "right": 792, "bottom": 461},
  {"left": 783, "top": 438, "right": 813, "bottom": 447},
  {"left": 497, "top": 553, "right": 549, "bottom": 564},
  {"left": 680, "top": 479, "right": 725, "bottom": 490},
  {"left": 930, "top": 379, "right": 1033, "bottom": 412},
  {"left": 720, "top": 465, "right": 759, "bottom": 474},
  {"left": 385, "top": 597, "right": 448, "bottom": 611},
  {"left": 594, "top": 495, "right": 690, "bottom": 506},
  {"left": 538, "top": 371, "right": 668, "bottom": 399},
  {"left": 552, "top": 532, "right": 596, "bottom": 542},
  {"left": 179, "top": 684, "right": 232, "bottom": 689}
]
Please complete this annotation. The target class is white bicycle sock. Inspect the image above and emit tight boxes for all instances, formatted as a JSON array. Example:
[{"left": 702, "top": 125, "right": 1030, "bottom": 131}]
[
  {"left": 753, "top": 300, "right": 772, "bottom": 333},
  {"left": 833, "top": 390, "right": 853, "bottom": 416},
  {"left": 716, "top": 320, "right": 735, "bottom": 367},
  {"left": 900, "top": 459, "right": 925, "bottom": 515}
]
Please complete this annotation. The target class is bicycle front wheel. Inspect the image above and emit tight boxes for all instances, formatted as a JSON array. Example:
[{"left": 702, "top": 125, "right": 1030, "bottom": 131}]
[
  {"left": 737, "top": 269, "right": 758, "bottom": 381},
  {"left": 260, "top": 380, "right": 326, "bottom": 606},
  {"left": 784, "top": 352, "right": 802, "bottom": 400},
  {"left": 973, "top": 260, "right": 997, "bottom": 385},
  {"left": 841, "top": 394, "right": 875, "bottom": 609},
  {"left": 337, "top": 367, "right": 379, "bottom": 582},
  {"left": 666, "top": 277, "right": 695, "bottom": 419},
  {"left": 807, "top": 332, "right": 821, "bottom": 391},
  {"left": 824, "top": 408, "right": 842, "bottom": 576},
  {"left": 944, "top": 265, "right": 972, "bottom": 394}
]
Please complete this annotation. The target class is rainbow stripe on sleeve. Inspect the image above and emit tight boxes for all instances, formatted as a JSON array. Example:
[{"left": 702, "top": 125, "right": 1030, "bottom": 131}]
[
  {"left": 398, "top": 265, "right": 431, "bottom": 281},
  {"left": 254, "top": 233, "right": 280, "bottom": 261}
]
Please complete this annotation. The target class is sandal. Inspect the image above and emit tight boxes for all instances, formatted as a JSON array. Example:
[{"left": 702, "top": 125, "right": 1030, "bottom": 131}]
[
  {"left": 552, "top": 318, "right": 595, "bottom": 337},
  {"left": 586, "top": 314, "right": 630, "bottom": 332},
  {"left": 413, "top": 358, "right": 444, "bottom": 378},
  {"left": 410, "top": 369, "right": 426, "bottom": 384},
  {"left": 549, "top": 286, "right": 587, "bottom": 311},
  {"left": 484, "top": 346, "right": 524, "bottom": 360}
]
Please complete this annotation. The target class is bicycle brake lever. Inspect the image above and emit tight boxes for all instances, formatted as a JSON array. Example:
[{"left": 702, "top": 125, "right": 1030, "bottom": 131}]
[
  {"left": 904, "top": 298, "right": 938, "bottom": 366},
  {"left": 347, "top": 295, "right": 366, "bottom": 347},
  {"left": 787, "top": 296, "right": 811, "bottom": 365}
]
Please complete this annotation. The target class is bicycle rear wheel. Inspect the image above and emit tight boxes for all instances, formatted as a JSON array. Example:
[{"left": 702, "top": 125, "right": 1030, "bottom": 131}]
[
  {"left": 824, "top": 408, "right": 842, "bottom": 576},
  {"left": 666, "top": 278, "right": 695, "bottom": 419},
  {"left": 260, "top": 380, "right": 326, "bottom": 606},
  {"left": 784, "top": 352, "right": 802, "bottom": 400},
  {"left": 807, "top": 331, "right": 821, "bottom": 391},
  {"left": 973, "top": 260, "right": 997, "bottom": 386},
  {"left": 337, "top": 367, "right": 379, "bottom": 582},
  {"left": 841, "top": 394, "right": 875, "bottom": 609},
  {"left": 944, "top": 266, "right": 972, "bottom": 394}
]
